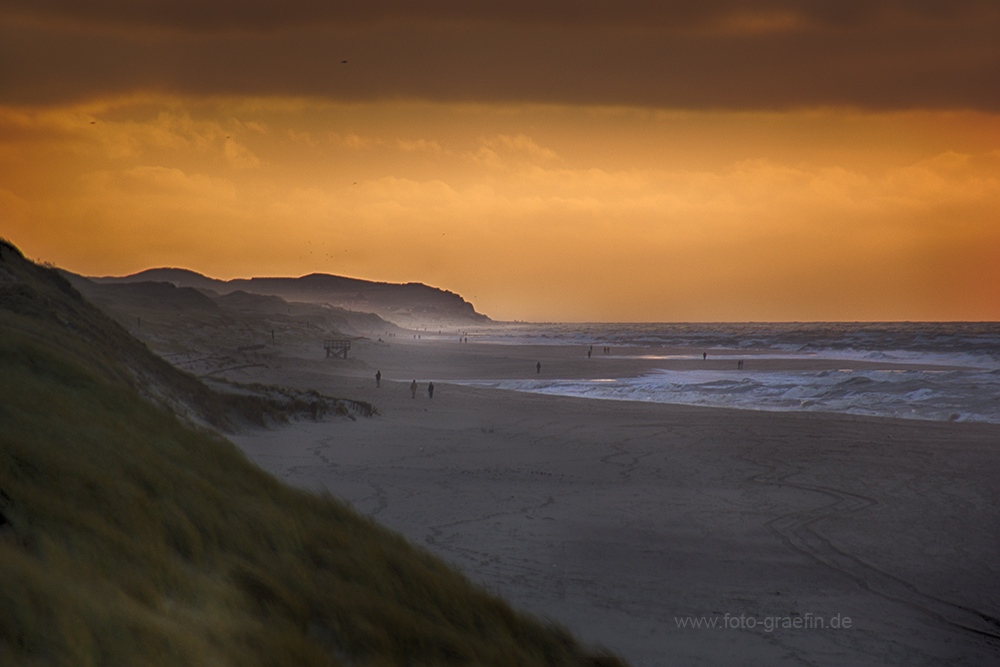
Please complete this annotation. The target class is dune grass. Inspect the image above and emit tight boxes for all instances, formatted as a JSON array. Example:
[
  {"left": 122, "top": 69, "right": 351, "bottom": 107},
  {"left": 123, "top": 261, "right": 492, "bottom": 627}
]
[{"left": 0, "top": 241, "right": 626, "bottom": 666}]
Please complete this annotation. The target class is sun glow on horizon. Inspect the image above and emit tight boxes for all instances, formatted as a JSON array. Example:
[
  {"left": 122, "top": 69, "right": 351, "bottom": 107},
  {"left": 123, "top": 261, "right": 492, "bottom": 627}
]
[{"left": 2, "top": 95, "right": 999, "bottom": 322}]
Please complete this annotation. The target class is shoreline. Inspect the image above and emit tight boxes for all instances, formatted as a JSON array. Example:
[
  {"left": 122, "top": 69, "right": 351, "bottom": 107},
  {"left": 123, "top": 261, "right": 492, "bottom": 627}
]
[
  {"left": 225, "top": 339, "right": 1000, "bottom": 666},
  {"left": 214, "top": 335, "right": 998, "bottom": 425}
]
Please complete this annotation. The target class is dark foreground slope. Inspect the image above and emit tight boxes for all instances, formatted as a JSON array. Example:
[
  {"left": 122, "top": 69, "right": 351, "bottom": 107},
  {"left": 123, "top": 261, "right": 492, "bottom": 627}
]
[{"left": 0, "top": 241, "right": 624, "bottom": 667}]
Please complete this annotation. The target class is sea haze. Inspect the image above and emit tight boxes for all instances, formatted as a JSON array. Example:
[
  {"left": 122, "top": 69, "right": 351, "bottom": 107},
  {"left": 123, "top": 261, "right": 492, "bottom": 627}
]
[{"left": 451, "top": 322, "right": 1000, "bottom": 423}]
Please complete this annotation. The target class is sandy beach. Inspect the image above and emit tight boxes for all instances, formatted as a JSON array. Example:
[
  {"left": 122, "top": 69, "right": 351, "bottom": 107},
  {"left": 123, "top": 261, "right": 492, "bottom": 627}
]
[{"left": 227, "top": 336, "right": 1000, "bottom": 666}]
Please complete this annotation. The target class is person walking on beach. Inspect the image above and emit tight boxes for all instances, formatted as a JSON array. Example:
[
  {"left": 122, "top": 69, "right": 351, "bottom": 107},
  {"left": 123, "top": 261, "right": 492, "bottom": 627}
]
[
  {"left": 536, "top": 361, "right": 541, "bottom": 374},
  {"left": 410, "top": 380, "right": 417, "bottom": 398},
  {"left": 703, "top": 352, "right": 707, "bottom": 360},
  {"left": 428, "top": 382, "right": 435, "bottom": 399},
  {"left": 375, "top": 370, "right": 381, "bottom": 388}
]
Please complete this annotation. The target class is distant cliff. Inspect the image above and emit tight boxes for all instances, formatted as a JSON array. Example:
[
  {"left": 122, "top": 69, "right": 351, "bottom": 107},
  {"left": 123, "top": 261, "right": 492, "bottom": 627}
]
[{"left": 92, "top": 268, "right": 490, "bottom": 325}]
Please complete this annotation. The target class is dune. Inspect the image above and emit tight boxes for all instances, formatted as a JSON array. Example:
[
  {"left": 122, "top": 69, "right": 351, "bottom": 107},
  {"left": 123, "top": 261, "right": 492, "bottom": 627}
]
[
  {"left": 0, "top": 240, "right": 624, "bottom": 667},
  {"left": 89, "top": 267, "right": 490, "bottom": 327}
]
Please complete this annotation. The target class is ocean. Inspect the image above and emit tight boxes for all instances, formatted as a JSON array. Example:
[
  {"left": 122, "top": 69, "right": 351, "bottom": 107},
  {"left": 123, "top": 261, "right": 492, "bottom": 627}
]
[{"left": 452, "top": 322, "right": 1000, "bottom": 424}]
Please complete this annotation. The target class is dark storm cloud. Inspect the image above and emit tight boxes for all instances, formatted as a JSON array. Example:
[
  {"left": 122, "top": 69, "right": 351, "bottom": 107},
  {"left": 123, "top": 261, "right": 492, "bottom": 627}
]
[
  {"left": 2, "top": 1, "right": 995, "bottom": 31},
  {"left": 2, "top": 1, "right": 998, "bottom": 109}
]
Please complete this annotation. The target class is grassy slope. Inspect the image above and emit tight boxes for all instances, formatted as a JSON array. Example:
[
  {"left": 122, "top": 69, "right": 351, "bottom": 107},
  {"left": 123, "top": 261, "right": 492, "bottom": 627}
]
[{"left": 0, "top": 241, "right": 625, "bottom": 667}]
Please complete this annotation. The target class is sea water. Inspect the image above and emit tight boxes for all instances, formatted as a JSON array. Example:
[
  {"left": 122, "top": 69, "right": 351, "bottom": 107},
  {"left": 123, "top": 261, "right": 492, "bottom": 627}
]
[{"left": 451, "top": 322, "right": 1000, "bottom": 423}]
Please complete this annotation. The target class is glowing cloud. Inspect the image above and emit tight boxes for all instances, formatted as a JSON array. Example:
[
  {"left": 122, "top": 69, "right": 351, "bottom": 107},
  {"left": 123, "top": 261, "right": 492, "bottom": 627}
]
[{"left": 2, "top": 97, "right": 998, "bottom": 321}]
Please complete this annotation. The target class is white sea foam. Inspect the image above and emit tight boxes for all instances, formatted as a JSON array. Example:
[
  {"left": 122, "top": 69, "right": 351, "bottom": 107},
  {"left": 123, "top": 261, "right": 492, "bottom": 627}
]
[
  {"left": 456, "top": 369, "right": 1000, "bottom": 423},
  {"left": 450, "top": 322, "right": 1000, "bottom": 423}
]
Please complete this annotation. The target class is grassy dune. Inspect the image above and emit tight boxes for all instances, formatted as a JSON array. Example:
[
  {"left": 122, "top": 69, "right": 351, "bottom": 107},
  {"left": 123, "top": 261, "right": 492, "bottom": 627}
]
[{"left": 0, "top": 240, "right": 625, "bottom": 666}]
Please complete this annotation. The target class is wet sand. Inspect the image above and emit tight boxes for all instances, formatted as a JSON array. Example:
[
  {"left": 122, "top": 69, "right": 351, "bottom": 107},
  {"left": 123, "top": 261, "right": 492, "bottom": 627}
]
[{"left": 228, "top": 337, "right": 1000, "bottom": 666}]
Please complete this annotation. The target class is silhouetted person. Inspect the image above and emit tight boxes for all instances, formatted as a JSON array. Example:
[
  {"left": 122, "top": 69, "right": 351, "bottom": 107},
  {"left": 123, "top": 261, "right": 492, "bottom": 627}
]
[
  {"left": 703, "top": 352, "right": 707, "bottom": 360},
  {"left": 375, "top": 370, "right": 381, "bottom": 388},
  {"left": 428, "top": 382, "right": 435, "bottom": 399},
  {"left": 410, "top": 380, "right": 417, "bottom": 398},
  {"left": 536, "top": 361, "right": 541, "bottom": 374}
]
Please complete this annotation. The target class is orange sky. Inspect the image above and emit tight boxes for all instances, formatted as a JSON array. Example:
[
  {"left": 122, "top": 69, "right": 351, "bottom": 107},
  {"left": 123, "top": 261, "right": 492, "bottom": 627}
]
[{"left": 2, "top": 3, "right": 999, "bottom": 322}]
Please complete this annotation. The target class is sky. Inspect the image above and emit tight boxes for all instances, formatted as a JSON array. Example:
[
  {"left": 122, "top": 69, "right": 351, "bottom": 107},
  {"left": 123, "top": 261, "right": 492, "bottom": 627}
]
[{"left": 2, "top": 1, "right": 999, "bottom": 322}]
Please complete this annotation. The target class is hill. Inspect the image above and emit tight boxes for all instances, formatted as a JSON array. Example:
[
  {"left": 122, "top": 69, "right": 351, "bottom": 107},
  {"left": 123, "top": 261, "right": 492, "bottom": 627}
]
[
  {"left": 0, "top": 239, "right": 624, "bottom": 666},
  {"left": 93, "top": 268, "right": 490, "bottom": 327},
  {"left": 62, "top": 272, "right": 401, "bottom": 378}
]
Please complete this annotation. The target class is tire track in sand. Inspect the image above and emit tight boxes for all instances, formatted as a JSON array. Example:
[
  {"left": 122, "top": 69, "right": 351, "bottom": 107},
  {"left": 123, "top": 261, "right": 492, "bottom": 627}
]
[{"left": 737, "top": 447, "right": 1000, "bottom": 643}]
